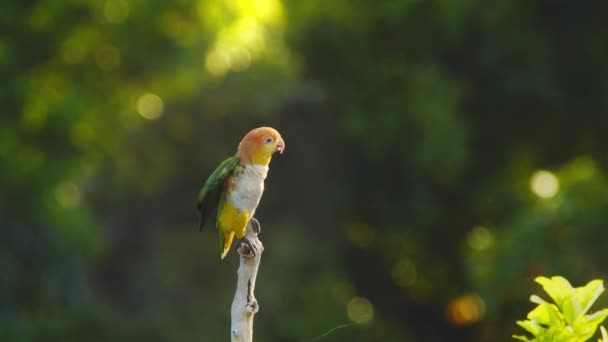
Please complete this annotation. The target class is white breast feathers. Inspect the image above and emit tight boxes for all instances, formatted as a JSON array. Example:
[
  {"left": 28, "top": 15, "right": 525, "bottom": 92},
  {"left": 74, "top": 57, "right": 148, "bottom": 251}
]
[{"left": 228, "top": 164, "right": 269, "bottom": 214}]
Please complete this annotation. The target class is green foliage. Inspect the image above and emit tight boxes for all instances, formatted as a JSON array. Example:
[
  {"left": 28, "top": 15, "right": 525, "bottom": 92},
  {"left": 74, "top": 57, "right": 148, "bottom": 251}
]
[
  {"left": 514, "top": 276, "right": 608, "bottom": 342},
  {"left": 600, "top": 327, "right": 608, "bottom": 342}
]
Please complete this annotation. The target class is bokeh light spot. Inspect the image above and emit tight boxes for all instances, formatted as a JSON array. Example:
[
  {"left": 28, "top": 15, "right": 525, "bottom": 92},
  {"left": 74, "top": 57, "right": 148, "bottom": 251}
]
[
  {"left": 345, "top": 222, "right": 374, "bottom": 249},
  {"left": 230, "top": 46, "right": 252, "bottom": 71},
  {"left": 104, "top": 0, "right": 129, "bottom": 23},
  {"left": 202, "top": 0, "right": 284, "bottom": 78},
  {"left": 244, "top": 0, "right": 283, "bottom": 25},
  {"left": 347, "top": 297, "right": 374, "bottom": 324},
  {"left": 55, "top": 182, "right": 81, "bottom": 208},
  {"left": 70, "top": 121, "right": 95, "bottom": 147},
  {"left": 467, "top": 225, "right": 494, "bottom": 251},
  {"left": 61, "top": 39, "right": 86, "bottom": 64},
  {"left": 237, "top": 22, "right": 266, "bottom": 51},
  {"left": 205, "top": 48, "right": 231, "bottom": 76},
  {"left": 160, "top": 11, "right": 194, "bottom": 47},
  {"left": 569, "top": 156, "right": 596, "bottom": 181},
  {"left": 22, "top": 99, "right": 48, "bottom": 132},
  {"left": 29, "top": 7, "right": 52, "bottom": 30},
  {"left": 137, "top": 93, "right": 164, "bottom": 120},
  {"left": 392, "top": 258, "right": 417, "bottom": 287},
  {"left": 446, "top": 293, "right": 485, "bottom": 325},
  {"left": 530, "top": 170, "right": 559, "bottom": 199}
]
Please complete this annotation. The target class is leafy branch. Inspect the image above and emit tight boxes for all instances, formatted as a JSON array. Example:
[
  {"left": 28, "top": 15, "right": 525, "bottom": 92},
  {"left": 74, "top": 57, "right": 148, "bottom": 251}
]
[{"left": 514, "top": 276, "right": 608, "bottom": 342}]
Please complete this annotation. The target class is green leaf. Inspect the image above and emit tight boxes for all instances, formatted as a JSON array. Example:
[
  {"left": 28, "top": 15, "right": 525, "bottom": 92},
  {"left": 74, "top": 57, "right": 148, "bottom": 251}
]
[
  {"left": 583, "top": 309, "right": 608, "bottom": 326},
  {"left": 574, "top": 309, "right": 608, "bottom": 339},
  {"left": 563, "top": 280, "right": 604, "bottom": 325},
  {"left": 531, "top": 294, "right": 548, "bottom": 305},
  {"left": 579, "top": 281, "right": 605, "bottom": 316},
  {"left": 517, "top": 319, "right": 544, "bottom": 336},
  {"left": 599, "top": 326, "right": 608, "bottom": 342},
  {"left": 536, "top": 276, "right": 574, "bottom": 310},
  {"left": 513, "top": 334, "right": 534, "bottom": 342},
  {"left": 528, "top": 302, "right": 565, "bottom": 327}
]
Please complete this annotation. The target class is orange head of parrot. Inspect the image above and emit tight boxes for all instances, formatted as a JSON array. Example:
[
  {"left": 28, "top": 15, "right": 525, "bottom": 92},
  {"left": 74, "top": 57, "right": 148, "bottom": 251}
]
[{"left": 237, "top": 127, "right": 285, "bottom": 165}]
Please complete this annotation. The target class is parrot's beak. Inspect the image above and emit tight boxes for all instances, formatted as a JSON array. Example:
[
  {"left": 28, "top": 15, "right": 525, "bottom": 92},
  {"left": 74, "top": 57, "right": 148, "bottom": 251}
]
[{"left": 275, "top": 138, "right": 285, "bottom": 154}]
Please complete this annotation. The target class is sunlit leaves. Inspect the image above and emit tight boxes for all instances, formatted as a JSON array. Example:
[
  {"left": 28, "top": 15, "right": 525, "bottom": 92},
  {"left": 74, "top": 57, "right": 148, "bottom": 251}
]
[
  {"left": 514, "top": 276, "right": 608, "bottom": 342},
  {"left": 600, "top": 326, "right": 608, "bottom": 342},
  {"left": 201, "top": 0, "right": 289, "bottom": 77},
  {"left": 535, "top": 276, "right": 574, "bottom": 313}
]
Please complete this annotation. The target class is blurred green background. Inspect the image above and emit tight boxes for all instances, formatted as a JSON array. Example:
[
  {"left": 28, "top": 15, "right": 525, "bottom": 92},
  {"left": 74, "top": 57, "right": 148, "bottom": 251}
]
[{"left": 2, "top": 0, "right": 608, "bottom": 341}]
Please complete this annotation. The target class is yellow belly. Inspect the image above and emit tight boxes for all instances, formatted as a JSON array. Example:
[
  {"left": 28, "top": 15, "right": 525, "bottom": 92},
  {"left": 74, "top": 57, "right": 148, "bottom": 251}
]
[
  {"left": 218, "top": 201, "right": 250, "bottom": 259},
  {"left": 218, "top": 201, "right": 249, "bottom": 238}
]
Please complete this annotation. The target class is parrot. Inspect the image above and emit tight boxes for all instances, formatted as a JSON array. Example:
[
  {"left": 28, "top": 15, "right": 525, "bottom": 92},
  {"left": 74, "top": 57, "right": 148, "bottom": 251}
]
[{"left": 197, "top": 127, "right": 285, "bottom": 259}]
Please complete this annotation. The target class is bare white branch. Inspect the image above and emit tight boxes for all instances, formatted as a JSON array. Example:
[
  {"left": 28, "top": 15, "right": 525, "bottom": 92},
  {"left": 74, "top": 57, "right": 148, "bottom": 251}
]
[{"left": 231, "top": 221, "right": 264, "bottom": 342}]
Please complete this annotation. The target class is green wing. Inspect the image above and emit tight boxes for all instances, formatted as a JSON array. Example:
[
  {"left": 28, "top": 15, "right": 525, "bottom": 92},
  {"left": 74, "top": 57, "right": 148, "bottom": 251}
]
[{"left": 197, "top": 156, "right": 239, "bottom": 231}]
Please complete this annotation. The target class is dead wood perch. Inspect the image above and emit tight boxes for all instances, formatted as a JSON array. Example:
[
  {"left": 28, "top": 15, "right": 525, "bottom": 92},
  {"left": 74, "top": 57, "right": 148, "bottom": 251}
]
[{"left": 231, "top": 219, "right": 264, "bottom": 342}]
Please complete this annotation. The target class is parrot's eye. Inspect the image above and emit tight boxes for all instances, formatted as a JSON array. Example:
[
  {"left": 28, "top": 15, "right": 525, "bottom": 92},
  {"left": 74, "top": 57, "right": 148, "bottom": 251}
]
[{"left": 264, "top": 137, "right": 273, "bottom": 144}]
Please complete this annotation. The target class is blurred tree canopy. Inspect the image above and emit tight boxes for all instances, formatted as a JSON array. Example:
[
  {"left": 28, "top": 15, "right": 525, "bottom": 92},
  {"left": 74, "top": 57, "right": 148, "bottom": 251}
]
[{"left": 2, "top": 0, "right": 608, "bottom": 341}]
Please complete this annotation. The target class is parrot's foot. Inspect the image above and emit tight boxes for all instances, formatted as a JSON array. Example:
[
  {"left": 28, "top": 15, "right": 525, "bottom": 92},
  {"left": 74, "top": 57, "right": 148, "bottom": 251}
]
[
  {"left": 238, "top": 238, "right": 258, "bottom": 258},
  {"left": 249, "top": 217, "right": 261, "bottom": 235}
]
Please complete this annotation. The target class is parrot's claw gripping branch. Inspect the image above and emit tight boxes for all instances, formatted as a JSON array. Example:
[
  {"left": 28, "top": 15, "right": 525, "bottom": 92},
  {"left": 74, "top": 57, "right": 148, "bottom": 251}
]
[
  {"left": 237, "top": 217, "right": 261, "bottom": 258},
  {"left": 249, "top": 217, "right": 261, "bottom": 235},
  {"left": 231, "top": 219, "right": 264, "bottom": 342},
  {"left": 238, "top": 238, "right": 257, "bottom": 258}
]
